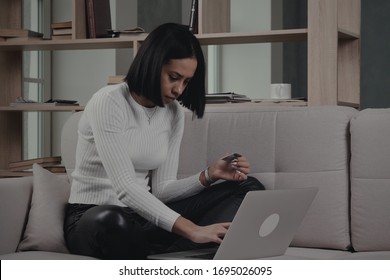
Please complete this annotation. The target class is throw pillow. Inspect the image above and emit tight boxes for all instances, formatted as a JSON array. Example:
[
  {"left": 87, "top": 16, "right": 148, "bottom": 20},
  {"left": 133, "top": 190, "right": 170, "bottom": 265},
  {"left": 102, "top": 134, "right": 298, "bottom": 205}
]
[{"left": 17, "top": 163, "right": 70, "bottom": 253}]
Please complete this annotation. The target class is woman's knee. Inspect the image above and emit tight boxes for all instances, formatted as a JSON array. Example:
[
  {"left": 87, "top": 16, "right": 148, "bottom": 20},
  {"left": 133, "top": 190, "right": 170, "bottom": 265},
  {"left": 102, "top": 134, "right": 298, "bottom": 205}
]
[
  {"left": 81, "top": 205, "right": 132, "bottom": 234},
  {"left": 239, "top": 176, "right": 266, "bottom": 192},
  {"left": 74, "top": 205, "right": 148, "bottom": 259}
]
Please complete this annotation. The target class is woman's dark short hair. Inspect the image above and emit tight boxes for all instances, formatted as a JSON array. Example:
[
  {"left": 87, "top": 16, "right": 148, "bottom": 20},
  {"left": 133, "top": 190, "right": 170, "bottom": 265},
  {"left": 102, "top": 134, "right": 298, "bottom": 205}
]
[{"left": 125, "top": 23, "right": 206, "bottom": 118}]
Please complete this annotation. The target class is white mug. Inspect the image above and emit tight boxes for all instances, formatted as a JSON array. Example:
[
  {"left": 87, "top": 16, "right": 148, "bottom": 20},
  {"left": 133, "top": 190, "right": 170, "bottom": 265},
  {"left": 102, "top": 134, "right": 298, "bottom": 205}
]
[{"left": 270, "top": 83, "right": 291, "bottom": 99}]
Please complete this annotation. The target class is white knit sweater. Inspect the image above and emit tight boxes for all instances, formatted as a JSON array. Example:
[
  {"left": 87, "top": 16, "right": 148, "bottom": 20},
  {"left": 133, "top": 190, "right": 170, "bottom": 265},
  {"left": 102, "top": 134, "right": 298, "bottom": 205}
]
[{"left": 69, "top": 83, "right": 205, "bottom": 232}]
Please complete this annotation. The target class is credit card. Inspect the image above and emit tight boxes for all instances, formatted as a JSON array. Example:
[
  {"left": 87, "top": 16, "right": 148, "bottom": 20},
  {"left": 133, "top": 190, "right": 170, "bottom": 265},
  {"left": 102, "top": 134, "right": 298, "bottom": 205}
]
[{"left": 222, "top": 153, "right": 242, "bottom": 162}]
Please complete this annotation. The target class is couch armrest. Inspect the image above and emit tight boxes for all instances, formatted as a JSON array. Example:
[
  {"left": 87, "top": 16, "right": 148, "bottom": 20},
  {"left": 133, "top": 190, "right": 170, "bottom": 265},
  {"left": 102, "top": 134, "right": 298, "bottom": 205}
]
[{"left": 0, "top": 176, "right": 33, "bottom": 255}]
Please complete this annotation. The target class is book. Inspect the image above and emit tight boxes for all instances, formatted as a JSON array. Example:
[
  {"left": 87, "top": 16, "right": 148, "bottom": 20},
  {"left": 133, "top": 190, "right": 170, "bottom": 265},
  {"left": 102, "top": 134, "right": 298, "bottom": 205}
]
[
  {"left": 52, "top": 28, "right": 72, "bottom": 36},
  {"left": 3, "top": 165, "right": 66, "bottom": 174},
  {"left": 85, "top": 0, "right": 112, "bottom": 38},
  {"left": 8, "top": 156, "right": 62, "bottom": 171},
  {"left": 206, "top": 92, "right": 251, "bottom": 104},
  {"left": 51, "top": 21, "right": 72, "bottom": 37},
  {"left": 43, "top": 165, "right": 67, "bottom": 173},
  {"left": 119, "top": 27, "right": 145, "bottom": 36},
  {"left": 10, "top": 102, "right": 79, "bottom": 107},
  {"left": 8, "top": 163, "right": 65, "bottom": 172},
  {"left": 51, "top": 21, "right": 72, "bottom": 29},
  {"left": 10, "top": 97, "right": 79, "bottom": 107}
]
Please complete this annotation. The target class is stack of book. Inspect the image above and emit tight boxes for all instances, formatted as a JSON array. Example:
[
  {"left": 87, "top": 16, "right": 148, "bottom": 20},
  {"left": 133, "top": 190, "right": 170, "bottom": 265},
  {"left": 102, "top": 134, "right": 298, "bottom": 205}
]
[
  {"left": 51, "top": 21, "right": 72, "bottom": 40},
  {"left": 8, "top": 156, "right": 65, "bottom": 174},
  {"left": 206, "top": 93, "right": 251, "bottom": 104},
  {"left": 118, "top": 27, "right": 145, "bottom": 37},
  {"left": 0, "top": 28, "right": 43, "bottom": 42},
  {"left": 9, "top": 97, "right": 80, "bottom": 107}
]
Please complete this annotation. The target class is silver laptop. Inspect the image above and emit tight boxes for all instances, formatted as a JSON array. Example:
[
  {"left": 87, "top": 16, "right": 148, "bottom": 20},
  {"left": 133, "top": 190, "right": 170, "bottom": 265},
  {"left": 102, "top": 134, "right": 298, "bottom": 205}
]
[{"left": 148, "top": 187, "right": 318, "bottom": 260}]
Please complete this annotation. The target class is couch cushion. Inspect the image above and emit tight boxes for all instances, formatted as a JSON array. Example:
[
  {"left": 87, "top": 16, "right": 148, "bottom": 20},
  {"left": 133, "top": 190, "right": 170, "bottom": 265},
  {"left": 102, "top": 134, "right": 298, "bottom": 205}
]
[
  {"left": 17, "top": 164, "right": 70, "bottom": 253},
  {"left": 178, "top": 105, "right": 357, "bottom": 250},
  {"left": 61, "top": 111, "right": 83, "bottom": 183},
  {"left": 350, "top": 109, "right": 390, "bottom": 251},
  {"left": 0, "top": 176, "right": 33, "bottom": 255}
]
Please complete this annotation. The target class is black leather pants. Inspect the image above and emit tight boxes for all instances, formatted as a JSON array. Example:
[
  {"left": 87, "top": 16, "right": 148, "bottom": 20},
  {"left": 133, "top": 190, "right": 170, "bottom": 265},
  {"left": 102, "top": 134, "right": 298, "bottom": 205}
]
[{"left": 64, "top": 176, "right": 265, "bottom": 259}]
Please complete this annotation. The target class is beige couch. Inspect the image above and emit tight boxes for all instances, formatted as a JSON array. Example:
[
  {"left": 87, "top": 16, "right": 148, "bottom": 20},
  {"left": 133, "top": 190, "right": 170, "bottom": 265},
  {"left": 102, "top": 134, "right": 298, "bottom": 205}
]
[{"left": 1, "top": 105, "right": 390, "bottom": 260}]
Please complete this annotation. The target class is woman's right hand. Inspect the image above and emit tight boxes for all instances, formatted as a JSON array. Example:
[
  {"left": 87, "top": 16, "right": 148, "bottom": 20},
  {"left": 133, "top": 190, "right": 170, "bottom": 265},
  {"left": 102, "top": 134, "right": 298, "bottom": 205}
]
[
  {"left": 189, "top": 222, "right": 231, "bottom": 244},
  {"left": 172, "top": 216, "right": 230, "bottom": 244}
]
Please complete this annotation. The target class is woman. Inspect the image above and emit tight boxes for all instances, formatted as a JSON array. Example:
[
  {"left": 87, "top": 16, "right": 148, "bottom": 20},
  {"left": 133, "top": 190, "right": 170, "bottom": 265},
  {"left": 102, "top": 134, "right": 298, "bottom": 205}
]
[{"left": 64, "top": 23, "right": 264, "bottom": 260}]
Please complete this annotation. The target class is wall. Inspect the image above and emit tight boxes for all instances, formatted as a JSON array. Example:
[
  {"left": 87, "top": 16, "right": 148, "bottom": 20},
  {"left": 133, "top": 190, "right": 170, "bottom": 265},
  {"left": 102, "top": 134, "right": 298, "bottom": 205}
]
[
  {"left": 51, "top": 0, "right": 136, "bottom": 155},
  {"left": 138, "top": 0, "right": 182, "bottom": 32},
  {"left": 219, "top": 0, "right": 273, "bottom": 99},
  {"left": 114, "top": 0, "right": 138, "bottom": 76},
  {"left": 282, "top": 0, "right": 307, "bottom": 99}
]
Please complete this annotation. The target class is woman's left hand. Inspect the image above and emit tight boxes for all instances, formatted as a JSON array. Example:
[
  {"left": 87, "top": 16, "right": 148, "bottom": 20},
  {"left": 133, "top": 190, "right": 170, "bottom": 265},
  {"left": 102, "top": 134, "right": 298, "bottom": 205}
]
[{"left": 208, "top": 153, "right": 250, "bottom": 182}]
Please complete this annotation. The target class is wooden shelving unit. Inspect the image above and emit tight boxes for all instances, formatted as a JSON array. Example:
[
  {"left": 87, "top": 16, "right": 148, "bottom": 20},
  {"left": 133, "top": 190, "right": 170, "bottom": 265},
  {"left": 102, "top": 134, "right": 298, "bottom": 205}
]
[
  {"left": 307, "top": 0, "right": 361, "bottom": 107},
  {"left": 0, "top": 0, "right": 361, "bottom": 174}
]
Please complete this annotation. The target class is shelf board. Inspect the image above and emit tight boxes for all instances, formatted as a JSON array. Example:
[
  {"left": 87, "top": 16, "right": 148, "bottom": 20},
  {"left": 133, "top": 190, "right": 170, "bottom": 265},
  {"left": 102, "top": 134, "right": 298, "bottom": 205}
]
[
  {"left": 337, "top": 101, "right": 360, "bottom": 109},
  {"left": 197, "top": 29, "right": 308, "bottom": 45},
  {"left": 0, "top": 28, "right": 359, "bottom": 51},
  {"left": 0, "top": 35, "right": 148, "bottom": 51},
  {"left": 0, "top": 105, "right": 84, "bottom": 112},
  {"left": 206, "top": 100, "right": 308, "bottom": 107},
  {"left": 0, "top": 29, "right": 309, "bottom": 51},
  {"left": 338, "top": 28, "right": 360, "bottom": 40}
]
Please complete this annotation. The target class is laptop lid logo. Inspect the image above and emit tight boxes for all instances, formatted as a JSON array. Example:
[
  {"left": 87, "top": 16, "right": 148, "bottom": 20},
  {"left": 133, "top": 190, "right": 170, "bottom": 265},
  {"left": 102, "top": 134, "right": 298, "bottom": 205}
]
[{"left": 259, "top": 213, "right": 280, "bottom": 237}]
